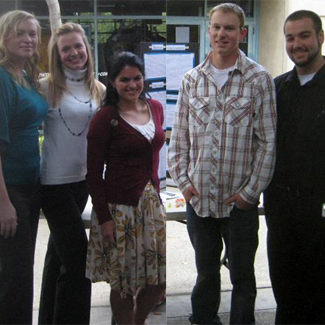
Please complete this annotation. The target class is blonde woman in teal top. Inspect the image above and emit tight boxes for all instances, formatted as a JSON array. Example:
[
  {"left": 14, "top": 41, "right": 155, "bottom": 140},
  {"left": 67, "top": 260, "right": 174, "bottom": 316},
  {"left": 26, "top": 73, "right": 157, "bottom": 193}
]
[{"left": 0, "top": 10, "right": 48, "bottom": 325}]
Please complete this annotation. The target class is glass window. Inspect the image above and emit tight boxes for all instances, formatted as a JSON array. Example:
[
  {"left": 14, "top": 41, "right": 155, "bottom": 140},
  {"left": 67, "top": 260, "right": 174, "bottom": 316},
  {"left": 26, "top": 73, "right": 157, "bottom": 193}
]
[
  {"left": 97, "top": 0, "right": 166, "bottom": 16},
  {"left": 0, "top": 1, "right": 16, "bottom": 13},
  {"left": 97, "top": 18, "right": 166, "bottom": 84},
  {"left": 15, "top": 0, "right": 48, "bottom": 16},
  {"left": 58, "top": 0, "right": 94, "bottom": 16},
  {"left": 167, "top": 0, "right": 205, "bottom": 17},
  {"left": 18, "top": 0, "right": 94, "bottom": 16},
  {"left": 167, "top": 25, "right": 199, "bottom": 43}
]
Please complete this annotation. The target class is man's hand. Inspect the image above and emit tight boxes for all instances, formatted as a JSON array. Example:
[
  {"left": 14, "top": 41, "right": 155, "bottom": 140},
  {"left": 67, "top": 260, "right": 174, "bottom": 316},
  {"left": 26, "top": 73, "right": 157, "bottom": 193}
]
[
  {"left": 225, "top": 193, "right": 256, "bottom": 211},
  {"left": 101, "top": 220, "right": 116, "bottom": 244},
  {"left": 183, "top": 186, "right": 200, "bottom": 203},
  {"left": 0, "top": 200, "right": 18, "bottom": 238}
]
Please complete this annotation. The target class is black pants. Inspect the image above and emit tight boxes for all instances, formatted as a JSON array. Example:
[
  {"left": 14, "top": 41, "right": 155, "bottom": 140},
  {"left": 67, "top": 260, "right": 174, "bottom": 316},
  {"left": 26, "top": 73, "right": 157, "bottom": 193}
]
[
  {"left": 0, "top": 182, "right": 40, "bottom": 325},
  {"left": 264, "top": 186, "right": 325, "bottom": 324},
  {"left": 38, "top": 181, "right": 91, "bottom": 325}
]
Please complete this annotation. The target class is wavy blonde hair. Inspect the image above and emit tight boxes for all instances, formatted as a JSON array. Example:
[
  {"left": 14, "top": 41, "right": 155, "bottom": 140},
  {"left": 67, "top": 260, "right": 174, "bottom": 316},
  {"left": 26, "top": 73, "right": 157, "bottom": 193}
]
[
  {"left": 46, "top": 22, "right": 102, "bottom": 108},
  {"left": 0, "top": 10, "right": 41, "bottom": 89}
]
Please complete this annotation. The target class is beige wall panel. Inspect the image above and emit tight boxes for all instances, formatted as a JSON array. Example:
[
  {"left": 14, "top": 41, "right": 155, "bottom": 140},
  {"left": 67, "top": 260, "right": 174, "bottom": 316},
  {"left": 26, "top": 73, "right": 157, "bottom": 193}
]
[
  {"left": 259, "top": 0, "right": 288, "bottom": 78},
  {"left": 288, "top": 0, "right": 325, "bottom": 14}
]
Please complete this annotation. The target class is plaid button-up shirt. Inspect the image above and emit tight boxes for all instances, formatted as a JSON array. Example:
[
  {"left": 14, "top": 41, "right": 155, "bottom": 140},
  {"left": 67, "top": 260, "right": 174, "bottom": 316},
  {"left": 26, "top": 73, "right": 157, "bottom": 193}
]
[{"left": 168, "top": 50, "right": 277, "bottom": 218}]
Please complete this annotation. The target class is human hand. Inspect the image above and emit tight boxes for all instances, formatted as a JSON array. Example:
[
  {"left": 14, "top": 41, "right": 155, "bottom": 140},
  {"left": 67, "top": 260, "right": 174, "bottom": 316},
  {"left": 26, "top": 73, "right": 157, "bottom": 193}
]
[
  {"left": 225, "top": 193, "right": 255, "bottom": 211},
  {"left": 183, "top": 186, "right": 200, "bottom": 203},
  {"left": 101, "top": 220, "right": 116, "bottom": 244},
  {"left": 0, "top": 200, "right": 18, "bottom": 238}
]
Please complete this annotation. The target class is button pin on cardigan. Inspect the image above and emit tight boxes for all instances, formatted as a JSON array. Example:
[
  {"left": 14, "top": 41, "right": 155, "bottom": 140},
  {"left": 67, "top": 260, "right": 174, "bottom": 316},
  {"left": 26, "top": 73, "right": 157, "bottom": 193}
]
[{"left": 110, "top": 119, "right": 118, "bottom": 127}]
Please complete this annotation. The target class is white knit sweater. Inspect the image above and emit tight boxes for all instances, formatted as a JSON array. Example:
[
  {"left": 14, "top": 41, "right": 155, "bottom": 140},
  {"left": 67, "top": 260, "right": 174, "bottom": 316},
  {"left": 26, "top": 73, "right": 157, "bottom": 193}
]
[{"left": 40, "top": 67, "right": 104, "bottom": 185}]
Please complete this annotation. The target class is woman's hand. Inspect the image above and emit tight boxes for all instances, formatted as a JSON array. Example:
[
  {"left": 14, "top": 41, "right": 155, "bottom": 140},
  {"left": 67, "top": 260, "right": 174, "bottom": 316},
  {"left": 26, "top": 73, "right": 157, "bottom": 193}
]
[
  {"left": 0, "top": 199, "right": 18, "bottom": 238},
  {"left": 0, "top": 156, "right": 18, "bottom": 238},
  {"left": 101, "top": 220, "right": 116, "bottom": 244}
]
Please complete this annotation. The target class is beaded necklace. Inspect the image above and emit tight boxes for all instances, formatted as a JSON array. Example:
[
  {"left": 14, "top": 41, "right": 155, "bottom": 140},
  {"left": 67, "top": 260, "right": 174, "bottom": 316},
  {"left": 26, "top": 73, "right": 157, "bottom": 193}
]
[
  {"left": 65, "top": 75, "right": 83, "bottom": 82},
  {"left": 58, "top": 89, "right": 93, "bottom": 136}
]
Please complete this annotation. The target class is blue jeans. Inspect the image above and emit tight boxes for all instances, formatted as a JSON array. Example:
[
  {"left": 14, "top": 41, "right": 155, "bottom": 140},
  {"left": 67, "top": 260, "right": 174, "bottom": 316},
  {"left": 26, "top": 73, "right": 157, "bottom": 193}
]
[
  {"left": 187, "top": 204, "right": 259, "bottom": 325},
  {"left": 0, "top": 182, "right": 40, "bottom": 325},
  {"left": 38, "top": 181, "right": 91, "bottom": 325}
]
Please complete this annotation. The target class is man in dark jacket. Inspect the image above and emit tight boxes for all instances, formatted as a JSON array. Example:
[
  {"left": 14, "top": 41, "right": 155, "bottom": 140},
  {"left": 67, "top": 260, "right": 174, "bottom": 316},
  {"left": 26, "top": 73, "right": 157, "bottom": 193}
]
[{"left": 264, "top": 9, "right": 325, "bottom": 325}]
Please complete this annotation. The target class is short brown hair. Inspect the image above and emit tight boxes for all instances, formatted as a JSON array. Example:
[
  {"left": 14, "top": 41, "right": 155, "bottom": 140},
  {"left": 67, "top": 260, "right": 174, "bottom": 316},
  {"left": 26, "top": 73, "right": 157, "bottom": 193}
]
[
  {"left": 284, "top": 10, "right": 323, "bottom": 34},
  {"left": 209, "top": 3, "right": 246, "bottom": 29}
]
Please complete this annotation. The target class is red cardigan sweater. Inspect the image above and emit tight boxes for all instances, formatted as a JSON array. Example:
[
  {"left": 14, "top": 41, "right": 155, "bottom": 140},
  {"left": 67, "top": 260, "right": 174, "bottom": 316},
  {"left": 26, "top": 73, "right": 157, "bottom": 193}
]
[{"left": 86, "top": 99, "right": 165, "bottom": 224}]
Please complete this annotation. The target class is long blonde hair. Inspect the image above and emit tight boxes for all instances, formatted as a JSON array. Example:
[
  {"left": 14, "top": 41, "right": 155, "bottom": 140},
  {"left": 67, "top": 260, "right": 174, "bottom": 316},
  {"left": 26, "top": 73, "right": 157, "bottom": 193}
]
[
  {"left": 47, "top": 22, "right": 102, "bottom": 108},
  {"left": 0, "top": 10, "right": 41, "bottom": 89}
]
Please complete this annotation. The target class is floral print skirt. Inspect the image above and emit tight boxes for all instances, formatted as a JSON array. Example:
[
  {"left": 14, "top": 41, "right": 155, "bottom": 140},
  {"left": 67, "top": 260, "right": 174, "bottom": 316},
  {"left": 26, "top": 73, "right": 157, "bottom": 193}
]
[{"left": 86, "top": 182, "right": 166, "bottom": 298}]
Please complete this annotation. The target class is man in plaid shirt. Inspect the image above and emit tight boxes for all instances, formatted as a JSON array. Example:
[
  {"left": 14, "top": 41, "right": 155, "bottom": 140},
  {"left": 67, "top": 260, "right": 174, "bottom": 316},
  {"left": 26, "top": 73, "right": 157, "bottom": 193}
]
[{"left": 168, "top": 3, "right": 276, "bottom": 325}]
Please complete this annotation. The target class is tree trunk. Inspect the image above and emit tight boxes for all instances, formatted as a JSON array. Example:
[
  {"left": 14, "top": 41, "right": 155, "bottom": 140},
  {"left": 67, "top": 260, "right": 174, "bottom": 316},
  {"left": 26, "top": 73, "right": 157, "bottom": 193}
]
[{"left": 46, "top": 0, "right": 62, "bottom": 33}]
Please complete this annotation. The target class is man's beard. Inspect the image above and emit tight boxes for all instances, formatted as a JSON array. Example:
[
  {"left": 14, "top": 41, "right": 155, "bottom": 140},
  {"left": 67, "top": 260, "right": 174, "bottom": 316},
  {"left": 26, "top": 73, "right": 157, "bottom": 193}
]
[{"left": 293, "top": 43, "right": 321, "bottom": 67}]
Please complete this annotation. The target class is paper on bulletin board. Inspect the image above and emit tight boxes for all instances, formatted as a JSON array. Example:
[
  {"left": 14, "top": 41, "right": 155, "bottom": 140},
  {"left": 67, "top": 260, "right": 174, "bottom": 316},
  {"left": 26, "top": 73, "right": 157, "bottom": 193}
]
[
  {"left": 144, "top": 52, "right": 166, "bottom": 79},
  {"left": 166, "top": 52, "right": 195, "bottom": 91},
  {"left": 166, "top": 102, "right": 177, "bottom": 129},
  {"left": 149, "top": 90, "right": 166, "bottom": 130},
  {"left": 176, "top": 26, "right": 190, "bottom": 43},
  {"left": 159, "top": 141, "right": 166, "bottom": 181}
]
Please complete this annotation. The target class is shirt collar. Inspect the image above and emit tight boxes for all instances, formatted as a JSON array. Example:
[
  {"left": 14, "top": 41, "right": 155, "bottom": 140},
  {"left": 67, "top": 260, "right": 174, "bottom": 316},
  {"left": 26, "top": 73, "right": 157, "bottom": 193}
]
[
  {"left": 200, "top": 49, "right": 248, "bottom": 77},
  {"left": 284, "top": 57, "right": 325, "bottom": 86},
  {"left": 64, "top": 67, "right": 87, "bottom": 84}
]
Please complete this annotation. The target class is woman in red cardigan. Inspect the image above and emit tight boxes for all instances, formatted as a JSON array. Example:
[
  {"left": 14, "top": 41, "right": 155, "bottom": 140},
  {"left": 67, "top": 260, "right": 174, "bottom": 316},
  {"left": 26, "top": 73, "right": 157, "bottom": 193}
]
[{"left": 86, "top": 51, "right": 166, "bottom": 325}]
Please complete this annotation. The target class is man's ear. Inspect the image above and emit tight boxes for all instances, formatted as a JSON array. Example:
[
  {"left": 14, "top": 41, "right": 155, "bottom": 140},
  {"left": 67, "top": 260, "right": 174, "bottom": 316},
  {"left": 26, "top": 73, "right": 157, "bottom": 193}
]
[
  {"left": 318, "top": 29, "right": 324, "bottom": 45},
  {"left": 240, "top": 27, "right": 247, "bottom": 41}
]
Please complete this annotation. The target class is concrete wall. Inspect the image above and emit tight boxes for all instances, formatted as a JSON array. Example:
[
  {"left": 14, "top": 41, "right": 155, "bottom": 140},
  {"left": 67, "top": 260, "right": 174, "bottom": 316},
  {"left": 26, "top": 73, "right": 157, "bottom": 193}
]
[
  {"left": 288, "top": 0, "right": 325, "bottom": 15},
  {"left": 258, "top": 0, "right": 288, "bottom": 78}
]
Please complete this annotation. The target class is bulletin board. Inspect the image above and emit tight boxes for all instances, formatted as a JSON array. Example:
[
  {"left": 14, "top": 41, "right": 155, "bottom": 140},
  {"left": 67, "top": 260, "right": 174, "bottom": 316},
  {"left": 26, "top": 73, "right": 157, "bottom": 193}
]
[
  {"left": 166, "top": 43, "right": 199, "bottom": 131},
  {"left": 140, "top": 43, "right": 167, "bottom": 186},
  {"left": 140, "top": 42, "right": 199, "bottom": 183},
  {"left": 165, "top": 44, "right": 198, "bottom": 181}
]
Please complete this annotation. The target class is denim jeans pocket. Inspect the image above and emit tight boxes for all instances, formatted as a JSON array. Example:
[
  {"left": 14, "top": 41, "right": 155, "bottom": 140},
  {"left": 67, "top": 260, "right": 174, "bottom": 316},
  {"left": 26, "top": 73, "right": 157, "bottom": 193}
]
[{"left": 232, "top": 204, "right": 257, "bottom": 215}]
